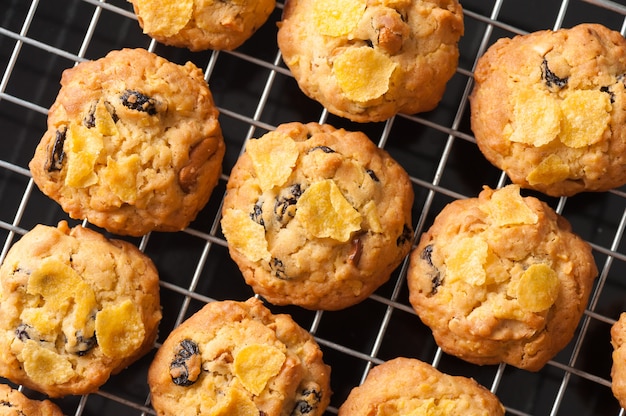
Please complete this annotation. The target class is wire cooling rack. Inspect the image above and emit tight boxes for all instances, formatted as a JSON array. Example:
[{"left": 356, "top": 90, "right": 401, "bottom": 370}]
[{"left": 2, "top": 0, "right": 626, "bottom": 414}]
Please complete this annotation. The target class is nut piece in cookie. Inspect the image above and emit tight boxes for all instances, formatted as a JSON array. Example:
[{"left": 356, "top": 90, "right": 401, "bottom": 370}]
[
  {"left": 29, "top": 48, "right": 225, "bottom": 236},
  {"left": 148, "top": 298, "right": 331, "bottom": 416},
  {"left": 0, "top": 221, "right": 161, "bottom": 397},
  {"left": 338, "top": 357, "right": 505, "bottom": 415},
  {"left": 407, "top": 185, "right": 597, "bottom": 371},
  {"left": 221, "top": 122, "right": 414, "bottom": 310},
  {"left": 129, "top": 0, "right": 276, "bottom": 51},
  {"left": 277, "top": 0, "right": 464, "bottom": 122},
  {"left": 470, "top": 23, "right": 626, "bottom": 196}
]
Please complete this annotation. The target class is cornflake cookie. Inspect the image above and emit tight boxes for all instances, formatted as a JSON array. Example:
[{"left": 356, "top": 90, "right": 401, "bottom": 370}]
[
  {"left": 277, "top": 0, "right": 464, "bottom": 122},
  {"left": 29, "top": 48, "right": 225, "bottom": 237},
  {"left": 0, "top": 221, "right": 162, "bottom": 397},
  {"left": 148, "top": 297, "right": 331, "bottom": 416},
  {"left": 470, "top": 23, "right": 626, "bottom": 197},
  {"left": 0, "top": 383, "right": 63, "bottom": 416},
  {"left": 407, "top": 185, "right": 597, "bottom": 371},
  {"left": 221, "top": 122, "right": 414, "bottom": 310},
  {"left": 129, "top": 0, "right": 276, "bottom": 51},
  {"left": 338, "top": 357, "right": 505, "bottom": 415},
  {"left": 611, "top": 312, "right": 626, "bottom": 408}
]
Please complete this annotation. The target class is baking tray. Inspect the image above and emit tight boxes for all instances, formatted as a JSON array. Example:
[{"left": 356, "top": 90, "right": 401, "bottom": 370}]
[{"left": 2, "top": 0, "right": 626, "bottom": 414}]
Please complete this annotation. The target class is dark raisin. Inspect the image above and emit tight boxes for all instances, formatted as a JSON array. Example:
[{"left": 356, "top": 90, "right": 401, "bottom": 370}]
[
  {"left": 83, "top": 102, "right": 97, "bottom": 128},
  {"left": 274, "top": 184, "right": 303, "bottom": 223},
  {"left": 15, "top": 323, "right": 33, "bottom": 342},
  {"left": 601, "top": 86, "right": 615, "bottom": 103},
  {"left": 396, "top": 224, "right": 413, "bottom": 246},
  {"left": 420, "top": 244, "right": 434, "bottom": 266},
  {"left": 291, "top": 386, "right": 322, "bottom": 416},
  {"left": 420, "top": 244, "right": 442, "bottom": 295},
  {"left": 69, "top": 331, "right": 97, "bottom": 356},
  {"left": 170, "top": 339, "right": 202, "bottom": 387},
  {"left": 120, "top": 89, "right": 158, "bottom": 115},
  {"left": 366, "top": 169, "right": 380, "bottom": 182},
  {"left": 270, "top": 257, "right": 289, "bottom": 280},
  {"left": 45, "top": 127, "right": 67, "bottom": 172},
  {"left": 348, "top": 233, "right": 364, "bottom": 266},
  {"left": 308, "top": 145, "right": 335, "bottom": 154},
  {"left": 541, "top": 58, "right": 568, "bottom": 90},
  {"left": 250, "top": 200, "right": 265, "bottom": 227}
]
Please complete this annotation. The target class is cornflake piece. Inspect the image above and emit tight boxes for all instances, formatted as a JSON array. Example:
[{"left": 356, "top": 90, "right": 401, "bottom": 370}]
[
  {"left": 560, "top": 90, "right": 611, "bottom": 148},
  {"left": 246, "top": 132, "right": 298, "bottom": 192},
  {"left": 526, "top": 154, "right": 571, "bottom": 186},
  {"left": 484, "top": 185, "right": 538, "bottom": 227},
  {"left": 212, "top": 387, "right": 258, "bottom": 416},
  {"left": 313, "top": 0, "right": 365, "bottom": 37},
  {"left": 65, "top": 123, "right": 103, "bottom": 188},
  {"left": 94, "top": 99, "right": 118, "bottom": 136},
  {"left": 221, "top": 208, "right": 271, "bottom": 262},
  {"left": 516, "top": 263, "right": 559, "bottom": 312},
  {"left": 96, "top": 299, "right": 146, "bottom": 358},
  {"left": 102, "top": 155, "right": 141, "bottom": 204},
  {"left": 21, "top": 340, "right": 74, "bottom": 384},
  {"left": 295, "top": 179, "right": 362, "bottom": 242},
  {"left": 134, "top": 0, "right": 193, "bottom": 37},
  {"left": 333, "top": 47, "right": 397, "bottom": 102},
  {"left": 507, "top": 88, "right": 561, "bottom": 146},
  {"left": 446, "top": 236, "right": 488, "bottom": 286},
  {"left": 233, "top": 344, "right": 286, "bottom": 395},
  {"left": 362, "top": 200, "right": 383, "bottom": 233}
]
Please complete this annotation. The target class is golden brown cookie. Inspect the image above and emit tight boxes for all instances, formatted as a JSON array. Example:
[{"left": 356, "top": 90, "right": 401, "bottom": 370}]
[
  {"left": 407, "top": 185, "right": 598, "bottom": 371},
  {"left": 277, "top": 0, "right": 464, "bottom": 122},
  {"left": 29, "top": 48, "right": 225, "bottom": 236},
  {"left": 0, "top": 383, "right": 63, "bottom": 416},
  {"left": 220, "top": 122, "right": 414, "bottom": 310},
  {"left": 611, "top": 312, "right": 626, "bottom": 408},
  {"left": 148, "top": 298, "right": 331, "bottom": 416},
  {"left": 0, "top": 221, "right": 162, "bottom": 397},
  {"left": 470, "top": 23, "right": 626, "bottom": 197},
  {"left": 129, "top": 0, "right": 276, "bottom": 51},
  {"left": 338, "top": 357, "right": 505, "bottom": 415}
]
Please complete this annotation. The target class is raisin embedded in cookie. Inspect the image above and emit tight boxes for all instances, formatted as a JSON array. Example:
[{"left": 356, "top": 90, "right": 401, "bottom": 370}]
[
  {"left": 29, "top": 48, "right": 225, "bottom": 236},
  {"left": 277, "top": 0, "right": 464, "bottom": 122},
  {"left": 220, "top": 122, "right": 414, "bottom": 311},
  {"left": 611, "top": 312, "right": 626, "bottom": 408},
  {"left": 129, "top": 0, "right": 276, "bottom": 51},
  {"left": 338, "top": 357, "right": 505, "bottom": 415},
  {"left": 148, "top": 298, "right": 331, "bottom": 416},
  {"left": 0, "top": 221, "right": 162, "bottom": 397},
  {"left": 470, "top": 23, "right": 626, "bottom": 197},
  {"left": 407, "top": 185, "right": 597, "bottom": 371},
  {"left": 0, "top": 383, "right": 63, "bottom": 416}
]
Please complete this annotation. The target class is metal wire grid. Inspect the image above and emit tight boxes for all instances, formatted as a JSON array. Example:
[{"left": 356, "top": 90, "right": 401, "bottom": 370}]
[{"left": 2, "top": 0, "right": 626, "bottom": 414}]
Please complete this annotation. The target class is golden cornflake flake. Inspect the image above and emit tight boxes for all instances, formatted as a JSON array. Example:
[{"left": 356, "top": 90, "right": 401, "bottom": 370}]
[
  {"left": 246, "top": 132, "right": 298, "bottom": 192},
  {"left": 212, "top": 387, "right": 258, "bottom": 416},
  {"left": 134, "top": 0, "right": 193, "bottom": 37},
  {"left": 21, "top": 340, "right": 74, "bottom": 384},
  {"left": 484, "top": 185, "right": 538, "bottom": 227},
  {"left": 295, "top": 179, "right": 362, "bottom": 242},
  {"left": 65, "top": 123, "right": 103, "bottom": 188},
  {"left": 517, "top": 263, "right": 559, "bottom": 312},
  {"left": 508, "top": 88, "right": 561, "bottom": 147},
  {"left": 94, "top": 99, "right": 118, "bottom": 136},
  {"left": 559, "top": 90, "right": 610, "bottom": 148},
  {"left": 96, "top": 300, "right": 145, "bottom": 358},
  {"left": 446, "top": 236, "right": 488, "bottom": 286},
  {"left": 526, "top": 154, "right": 571, "bottom": 186},
  {"left": 221, "top": 208, "right": 271, "bottom": 262},
  {"left": 102, "top": 155, "right": 141, "bottom": 204},
  {"left": 234, "top": 344, "right": 286, "bottom": 395},
  {"left": 333, "top": 47, "right": 397, "bottom": 102},
  {"left": 313, "top": 0, "right": 365, "bottom": 37}
]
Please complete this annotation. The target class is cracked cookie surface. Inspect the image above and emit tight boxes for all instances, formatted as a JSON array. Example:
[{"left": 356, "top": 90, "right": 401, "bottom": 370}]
[
  {"left": 221, "top": 122, "right": 414, "bottom": 310},
  {"left": 148, "top": 298, "right": 331, "bottom": 416},
  {"left": 277, "top": 0, "right": 464, "bottom": 122},
  {"left": 470, "top": 23, "right": 626, "bottom": 196},
  {"left": 407, "top": 185, "right": 597, "bottom": 371},
  {"left": 0, "top": 221, "right": 161, "bottom": 397},
  {"left": 29, "top": 48, "right": 225, "bottom": 236}
]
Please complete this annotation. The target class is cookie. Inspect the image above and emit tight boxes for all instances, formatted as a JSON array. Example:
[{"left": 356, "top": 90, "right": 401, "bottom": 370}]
[
  {"left": 277, "top": 0, "right": 464, "bottom": 123},
  {"left": 611, "top": 312, "right": 626, "bottom": 408},
  {"left": 338, "top": 357, "right": 505, "bottom": 415},
  {"left": 0, "top": 221, "right": 162, "bottom": 397},
  {"left": 0, "top": 383, "right": 63, "bottom": 416},
  {"left": 220, "top": 122, "right": 414, "bottom": 310},
  {"left": 29, "top": 48, "right": 225, "bottom": 237},
  {"left": 407, "top": 185, "right": 598, "bottom": 371},
  {"left": 148, "top": 297, "right": 331, "bottom": 416},
  {"left": 129, "top": 0, "right": 276, "bottom": 51},
  {"left": 470, "top": 23, "right": 626, "bottom": 197}
]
